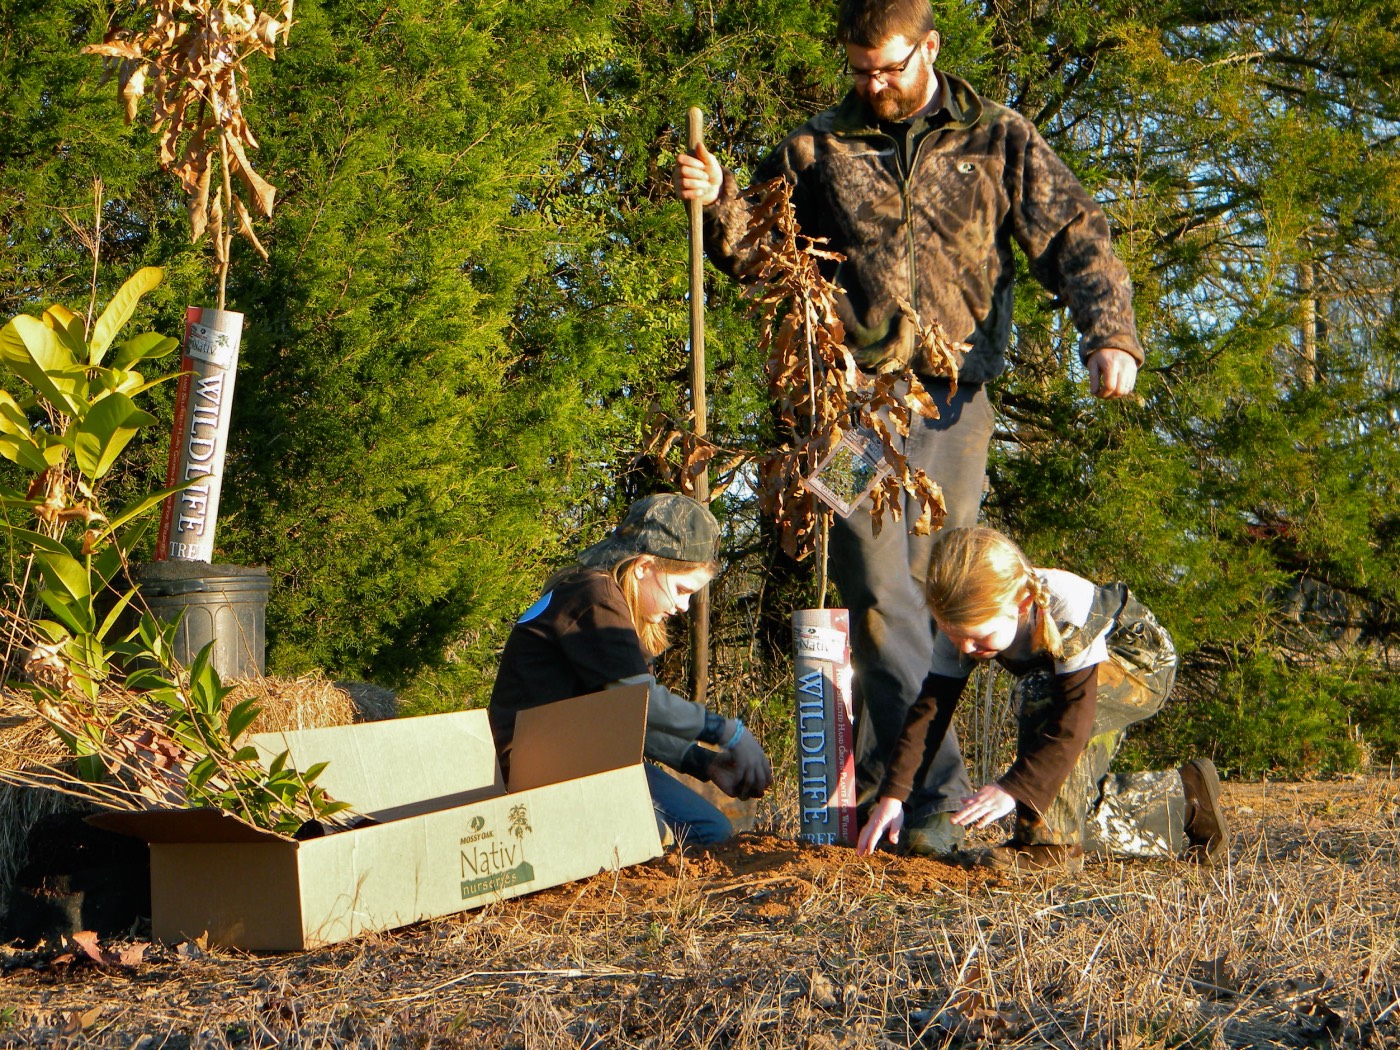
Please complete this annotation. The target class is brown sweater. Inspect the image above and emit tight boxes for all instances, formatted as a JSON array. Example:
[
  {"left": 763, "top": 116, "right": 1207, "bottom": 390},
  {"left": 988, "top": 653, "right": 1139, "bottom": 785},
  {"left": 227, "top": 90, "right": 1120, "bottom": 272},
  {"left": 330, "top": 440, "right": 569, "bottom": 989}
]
[{"left": 881, "top": 666, "right": 1100, "bottom": 818}]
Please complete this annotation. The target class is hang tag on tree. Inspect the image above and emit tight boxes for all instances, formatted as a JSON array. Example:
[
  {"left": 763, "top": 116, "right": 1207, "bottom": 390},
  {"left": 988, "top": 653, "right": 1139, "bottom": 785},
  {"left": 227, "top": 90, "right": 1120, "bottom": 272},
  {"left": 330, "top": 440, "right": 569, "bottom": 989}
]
[{"left": 804, "top": 428, "right": 893, "bottom": 518}]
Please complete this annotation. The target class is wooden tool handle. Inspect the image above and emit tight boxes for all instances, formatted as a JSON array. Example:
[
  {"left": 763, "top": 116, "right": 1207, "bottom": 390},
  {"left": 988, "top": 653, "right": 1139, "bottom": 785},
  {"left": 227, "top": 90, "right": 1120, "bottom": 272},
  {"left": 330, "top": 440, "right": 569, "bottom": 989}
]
[{"left": 685, "top": 106, "right": 710, "bottom": 704}]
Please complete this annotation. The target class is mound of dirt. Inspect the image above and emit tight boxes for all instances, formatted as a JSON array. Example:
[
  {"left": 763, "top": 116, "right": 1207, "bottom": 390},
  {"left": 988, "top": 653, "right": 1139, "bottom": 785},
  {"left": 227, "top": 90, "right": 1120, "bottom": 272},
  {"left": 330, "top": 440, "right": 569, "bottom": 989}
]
[{"left": 524, "top": 832, "right": 995, "bottom": 923}]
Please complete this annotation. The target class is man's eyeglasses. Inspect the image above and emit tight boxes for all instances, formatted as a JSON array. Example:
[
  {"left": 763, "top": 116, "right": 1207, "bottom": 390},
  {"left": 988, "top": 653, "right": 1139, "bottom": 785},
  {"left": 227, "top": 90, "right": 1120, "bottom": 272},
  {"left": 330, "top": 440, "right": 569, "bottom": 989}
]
[{"left": 845, "top": 41, "right": 923, "bottom": 84}]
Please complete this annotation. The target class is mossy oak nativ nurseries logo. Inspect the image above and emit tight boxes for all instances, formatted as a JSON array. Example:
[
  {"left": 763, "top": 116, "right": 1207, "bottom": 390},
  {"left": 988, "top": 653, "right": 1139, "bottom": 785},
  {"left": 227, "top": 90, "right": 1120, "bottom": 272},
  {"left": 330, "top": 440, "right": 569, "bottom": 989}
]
[{"left": 459, "top": 805, "right": 535, "bottom": 900}]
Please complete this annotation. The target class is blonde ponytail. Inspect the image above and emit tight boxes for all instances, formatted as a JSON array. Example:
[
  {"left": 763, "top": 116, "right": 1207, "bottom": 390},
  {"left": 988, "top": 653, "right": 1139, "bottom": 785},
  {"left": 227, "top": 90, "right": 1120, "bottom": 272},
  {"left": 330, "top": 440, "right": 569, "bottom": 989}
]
[{"left": 1025, "top": 570, "right": 1065, "bottom": 660}]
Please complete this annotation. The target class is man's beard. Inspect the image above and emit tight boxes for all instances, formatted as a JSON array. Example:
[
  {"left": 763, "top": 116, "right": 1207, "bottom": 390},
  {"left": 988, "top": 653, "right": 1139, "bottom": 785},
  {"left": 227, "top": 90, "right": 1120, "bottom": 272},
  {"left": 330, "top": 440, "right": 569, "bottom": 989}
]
[{"left": 864, "top": 60, "right": 931, "bottom": 121}]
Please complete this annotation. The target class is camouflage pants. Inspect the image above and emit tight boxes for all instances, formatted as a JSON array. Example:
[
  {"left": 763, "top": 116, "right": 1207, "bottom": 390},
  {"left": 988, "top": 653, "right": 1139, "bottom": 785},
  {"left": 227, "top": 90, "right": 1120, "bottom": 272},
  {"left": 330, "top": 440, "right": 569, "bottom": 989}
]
[{"left": 1013, "top": 652, "right": 1187, "bottom": 858}]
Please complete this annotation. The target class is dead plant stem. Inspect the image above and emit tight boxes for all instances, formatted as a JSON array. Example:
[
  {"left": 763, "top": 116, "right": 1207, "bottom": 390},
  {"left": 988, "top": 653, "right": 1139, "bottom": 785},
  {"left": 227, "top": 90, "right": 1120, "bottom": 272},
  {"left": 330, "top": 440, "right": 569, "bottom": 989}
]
[
  {"left": 375, "top": 967, "right": 660, "bottom": 1005},
  {"left": 85, "top": 179, "right": 104, "bottom": 338},
  {"left": 218, "top": 133, "right": 234, "bottom": 311}
]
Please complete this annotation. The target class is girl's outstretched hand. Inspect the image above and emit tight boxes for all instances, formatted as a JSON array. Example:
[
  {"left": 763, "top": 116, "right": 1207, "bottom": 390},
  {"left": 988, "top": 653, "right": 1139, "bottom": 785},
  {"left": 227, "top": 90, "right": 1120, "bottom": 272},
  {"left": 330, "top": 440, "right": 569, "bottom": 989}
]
[
  {"left": 952, "top": 784, "right": 1016, "bottom": 828},
  {"left": 856, "top": 796, "right": 905, "bottom": 856}
]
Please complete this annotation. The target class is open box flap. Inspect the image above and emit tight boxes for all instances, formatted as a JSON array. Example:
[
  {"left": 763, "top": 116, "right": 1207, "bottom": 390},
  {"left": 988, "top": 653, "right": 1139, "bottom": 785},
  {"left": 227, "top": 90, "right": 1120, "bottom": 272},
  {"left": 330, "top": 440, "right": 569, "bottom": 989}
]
[
  {"left": 252, "top": 709, "right": 501, "bottom": 814},
  {"left": 508, "top": 685, "right": 648, "bottom": 792},
  {"left": 89, "top": 806, "right": 292, "bottom": 845}
]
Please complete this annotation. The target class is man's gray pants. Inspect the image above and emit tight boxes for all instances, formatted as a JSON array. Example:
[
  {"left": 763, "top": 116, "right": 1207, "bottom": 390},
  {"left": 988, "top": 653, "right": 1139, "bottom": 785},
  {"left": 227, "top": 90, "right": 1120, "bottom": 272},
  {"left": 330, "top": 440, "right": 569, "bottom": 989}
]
[{"left": 829, "top": 378, "right": 994, "bottom": 820}]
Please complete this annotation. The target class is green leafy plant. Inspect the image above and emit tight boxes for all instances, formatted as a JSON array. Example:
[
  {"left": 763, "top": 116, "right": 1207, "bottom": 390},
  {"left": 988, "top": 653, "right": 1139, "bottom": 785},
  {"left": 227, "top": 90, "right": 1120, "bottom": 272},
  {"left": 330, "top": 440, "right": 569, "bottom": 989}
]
[
  {"left": 30, "top": 611, "right": 351, "bottom": 835},
  {"left": 0, "top": 263, "right": 351, "bottom": 835},
  {"left": 0, "top": 264, "right": 185, "bottom": 707}
]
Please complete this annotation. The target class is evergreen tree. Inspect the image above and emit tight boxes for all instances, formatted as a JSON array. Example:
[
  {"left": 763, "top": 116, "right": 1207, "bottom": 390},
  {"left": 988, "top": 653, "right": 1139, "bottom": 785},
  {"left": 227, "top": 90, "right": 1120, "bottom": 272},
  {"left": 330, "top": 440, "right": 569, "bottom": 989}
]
[
  {"left": 972, "top": 2, "right": 1400, "bottom": 772},
  {"left": 214, "top": 0, "right": 618, "bottom": 704}
]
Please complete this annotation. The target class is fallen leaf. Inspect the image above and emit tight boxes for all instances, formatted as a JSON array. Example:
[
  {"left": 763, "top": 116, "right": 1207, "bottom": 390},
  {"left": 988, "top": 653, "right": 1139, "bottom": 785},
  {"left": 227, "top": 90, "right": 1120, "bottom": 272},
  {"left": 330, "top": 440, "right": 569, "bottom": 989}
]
[
  {"left": 806, "top": 970, "right": 838, "bottom": 1009},
  {"left": 60, "top": 1005, "right": 103, "bottom": 1035},
  {"left": 176, "top": 940, "right": 205, "bottom": 961},
  {"left": 1299, "top": 995, "right": 1345, "bottom": 1035},
  {"left": 1190, "top": 954, "right": 1239, "bottom": 1000},
  {"left": 70, "top": 931, "right": 109, "bottom": 967}
]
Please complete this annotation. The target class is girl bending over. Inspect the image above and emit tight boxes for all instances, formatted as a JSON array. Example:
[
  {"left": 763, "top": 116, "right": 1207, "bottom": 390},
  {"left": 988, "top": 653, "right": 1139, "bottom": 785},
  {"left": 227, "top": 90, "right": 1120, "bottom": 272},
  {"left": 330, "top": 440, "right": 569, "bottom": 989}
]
[{"left": 857, "top": 527, "right": 1228, "bottom": 872}]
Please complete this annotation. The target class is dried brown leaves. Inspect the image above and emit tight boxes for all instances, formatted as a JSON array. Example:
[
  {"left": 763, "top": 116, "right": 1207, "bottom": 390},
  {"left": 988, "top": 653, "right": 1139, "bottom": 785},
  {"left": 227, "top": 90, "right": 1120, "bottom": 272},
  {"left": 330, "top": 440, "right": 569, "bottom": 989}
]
[
  {"left": 84, "top": 1, "right": 293, "bottom": 264},
  {"left": 649, "top": 177, "right": 961, "bottom": 559},
  {"left": 12, "top": 690, "right": 199, "bottom": 812},
  {"left": 25, "top": 470, "right": 104, "bottom": 531},
  {"left": 68, "top": 931, "right": 149, "bottom": 969},
  {"left": 914, "top": 955, "right": 1032, "bottom": 1044}
]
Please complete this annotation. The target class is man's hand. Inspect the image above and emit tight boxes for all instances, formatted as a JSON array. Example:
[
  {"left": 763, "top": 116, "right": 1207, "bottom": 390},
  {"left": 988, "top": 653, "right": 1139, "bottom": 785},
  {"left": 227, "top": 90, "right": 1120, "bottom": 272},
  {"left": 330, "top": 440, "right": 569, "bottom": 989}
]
[
  {"left": 856, "top": 796, "right": 905, "bottom": 856},
  {"left": 674, "top": 143, "right": 723, "bottom": 206},
  {"left": 951, "top": 784, "right": 1016, "bottom": 828},
  {"left": 1086, "top": 348, "right": 1138, "bottom": 399},
  {"left": 708, "top": 727, "right": 772, "bottom": 800}
]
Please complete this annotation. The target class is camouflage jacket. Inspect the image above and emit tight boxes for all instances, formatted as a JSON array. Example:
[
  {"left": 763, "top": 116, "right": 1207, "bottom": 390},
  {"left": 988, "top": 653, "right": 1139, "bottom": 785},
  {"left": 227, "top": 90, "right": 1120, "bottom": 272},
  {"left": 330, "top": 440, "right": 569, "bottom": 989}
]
[{"left": 702, "top": 72, "right": 1142, "bottom": 384}]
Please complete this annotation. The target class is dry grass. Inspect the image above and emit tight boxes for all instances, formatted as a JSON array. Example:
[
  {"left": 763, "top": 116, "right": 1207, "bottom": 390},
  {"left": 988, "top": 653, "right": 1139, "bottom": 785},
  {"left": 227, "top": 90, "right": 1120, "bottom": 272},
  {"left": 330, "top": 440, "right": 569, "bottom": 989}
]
[{"left": 1, "top": 777, "right": 1396, "bottom": 1049}]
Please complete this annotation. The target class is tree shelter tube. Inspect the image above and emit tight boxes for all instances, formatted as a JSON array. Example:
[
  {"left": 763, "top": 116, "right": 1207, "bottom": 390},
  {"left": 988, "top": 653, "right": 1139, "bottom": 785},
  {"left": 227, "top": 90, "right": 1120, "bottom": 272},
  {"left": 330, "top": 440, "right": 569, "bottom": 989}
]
[
  {"left": 157, "top": 307, "right": 242, "bottom": 562},
  {"left": 793, "top": 608, "right": 857, "bottom": 845}
]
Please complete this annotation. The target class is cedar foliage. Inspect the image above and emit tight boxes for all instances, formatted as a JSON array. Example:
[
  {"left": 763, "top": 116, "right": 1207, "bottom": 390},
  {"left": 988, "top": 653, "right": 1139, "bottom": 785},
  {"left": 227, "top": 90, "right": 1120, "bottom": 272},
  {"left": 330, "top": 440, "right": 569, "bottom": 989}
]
[{"left": 2, "top": 1, "right": 1397, "bottom": 772}]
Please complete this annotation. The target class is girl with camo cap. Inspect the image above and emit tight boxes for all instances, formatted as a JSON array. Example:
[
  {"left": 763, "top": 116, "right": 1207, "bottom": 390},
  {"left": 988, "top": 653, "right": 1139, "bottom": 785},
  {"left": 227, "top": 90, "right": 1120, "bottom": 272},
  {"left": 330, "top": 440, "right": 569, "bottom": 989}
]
[
  {"left": 490, "top": 493, "right": 772, "bottom": 846},
  {"left": 858, "top": 526, "right": 1228, "bottom": 872}
]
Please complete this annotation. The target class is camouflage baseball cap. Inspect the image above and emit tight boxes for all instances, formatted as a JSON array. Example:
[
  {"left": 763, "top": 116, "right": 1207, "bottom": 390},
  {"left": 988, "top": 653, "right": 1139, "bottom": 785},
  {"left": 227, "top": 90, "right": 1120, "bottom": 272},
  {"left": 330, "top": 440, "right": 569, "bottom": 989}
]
[{"left": 579, "top": 493, "right": 720, "bottom": 566}]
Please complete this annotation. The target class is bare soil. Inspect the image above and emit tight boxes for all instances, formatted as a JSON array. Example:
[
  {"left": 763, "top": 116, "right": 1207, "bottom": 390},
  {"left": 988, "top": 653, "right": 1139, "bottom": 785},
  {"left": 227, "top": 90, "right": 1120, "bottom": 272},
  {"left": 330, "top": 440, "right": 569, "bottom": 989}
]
[{"left": 2, "top": 778, "right": 1397, "bottom": 1049}]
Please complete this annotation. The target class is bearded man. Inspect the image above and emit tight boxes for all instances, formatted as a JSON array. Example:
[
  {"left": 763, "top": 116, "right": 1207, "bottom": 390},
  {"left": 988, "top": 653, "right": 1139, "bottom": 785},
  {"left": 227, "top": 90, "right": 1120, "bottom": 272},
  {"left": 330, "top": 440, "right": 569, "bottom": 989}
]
[{"left": 675, "top": 0, "right": 1143, "bottom": 855}]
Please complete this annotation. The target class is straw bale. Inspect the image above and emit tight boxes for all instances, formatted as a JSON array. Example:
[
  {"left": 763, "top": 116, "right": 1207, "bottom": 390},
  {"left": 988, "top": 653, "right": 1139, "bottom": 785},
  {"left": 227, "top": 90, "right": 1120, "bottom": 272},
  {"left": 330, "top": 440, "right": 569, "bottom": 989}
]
[
  {"left": 223, "top": 674, "right": 354, "bottom": 733},
  {"left": 0, "top": 686, "right": 126, "bottom": 772},
  {"left": 222, "top": 674, "right": 397, "bottom": 731},
  {"left": 0, "top": 689, "right": 82, "bottom": 916},
  {"left": 334, "top": 680, "right": 397, "bottom": 722},
  {"left": 0, "top": 781, "right": 74, "bottom": 914}
]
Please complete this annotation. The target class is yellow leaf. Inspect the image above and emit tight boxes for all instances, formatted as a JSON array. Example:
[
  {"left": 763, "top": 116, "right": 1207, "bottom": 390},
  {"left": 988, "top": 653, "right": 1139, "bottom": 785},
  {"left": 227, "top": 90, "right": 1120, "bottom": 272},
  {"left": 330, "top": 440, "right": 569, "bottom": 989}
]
[{"left": 120, "top": 63, "right": 146, "bottom": 123}]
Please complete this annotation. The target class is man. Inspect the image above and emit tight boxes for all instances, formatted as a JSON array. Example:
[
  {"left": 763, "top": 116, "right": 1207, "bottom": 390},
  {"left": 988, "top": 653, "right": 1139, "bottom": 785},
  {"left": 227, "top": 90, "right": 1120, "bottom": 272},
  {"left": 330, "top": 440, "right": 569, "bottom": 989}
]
[{"left": 676, "top": 0, "right": 1141, "bottom": 855}]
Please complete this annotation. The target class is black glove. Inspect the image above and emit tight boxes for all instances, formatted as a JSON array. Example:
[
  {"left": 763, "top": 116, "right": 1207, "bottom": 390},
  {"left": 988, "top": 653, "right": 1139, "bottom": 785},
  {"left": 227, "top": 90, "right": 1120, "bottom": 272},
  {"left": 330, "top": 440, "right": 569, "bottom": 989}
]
[{"left": 677, "top": 743, "right": 718, "bottom": 782}]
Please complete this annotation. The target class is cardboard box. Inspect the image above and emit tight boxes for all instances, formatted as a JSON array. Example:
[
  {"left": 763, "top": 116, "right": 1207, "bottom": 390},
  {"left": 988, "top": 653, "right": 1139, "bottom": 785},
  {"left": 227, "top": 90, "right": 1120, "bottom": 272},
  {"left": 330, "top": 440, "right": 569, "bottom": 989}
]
[{"left": 90, "top": 686, "right": 662, "bottom": 951}]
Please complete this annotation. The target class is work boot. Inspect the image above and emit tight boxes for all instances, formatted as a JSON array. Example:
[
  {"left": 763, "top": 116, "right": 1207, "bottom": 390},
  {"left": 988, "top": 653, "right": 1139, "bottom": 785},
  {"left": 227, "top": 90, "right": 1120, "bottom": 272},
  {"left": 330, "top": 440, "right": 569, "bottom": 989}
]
[
  {"left": 1180, "top": 758, "right": 1229, "bottom": 864},
  {"left": 974, "top": 841, "right": 1085, "bottom": 874},
  {"left": 905, "top": 812, "right": 966, "bottom": 857}
]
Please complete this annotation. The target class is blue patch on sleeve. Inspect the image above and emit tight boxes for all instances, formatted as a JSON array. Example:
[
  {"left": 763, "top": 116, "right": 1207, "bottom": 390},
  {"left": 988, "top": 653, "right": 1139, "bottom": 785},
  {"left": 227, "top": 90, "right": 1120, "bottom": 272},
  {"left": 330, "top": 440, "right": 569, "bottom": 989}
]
[{"left": 517, "top": 591, "right": 553, "bottom": 624}]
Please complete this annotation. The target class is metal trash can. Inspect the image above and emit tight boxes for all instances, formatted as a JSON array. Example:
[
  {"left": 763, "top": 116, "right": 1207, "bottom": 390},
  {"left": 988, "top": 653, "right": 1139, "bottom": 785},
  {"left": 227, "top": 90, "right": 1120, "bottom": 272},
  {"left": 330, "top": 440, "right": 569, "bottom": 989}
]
[{"left": 134, "top": 562, "right": 270, "bottom": 679}]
